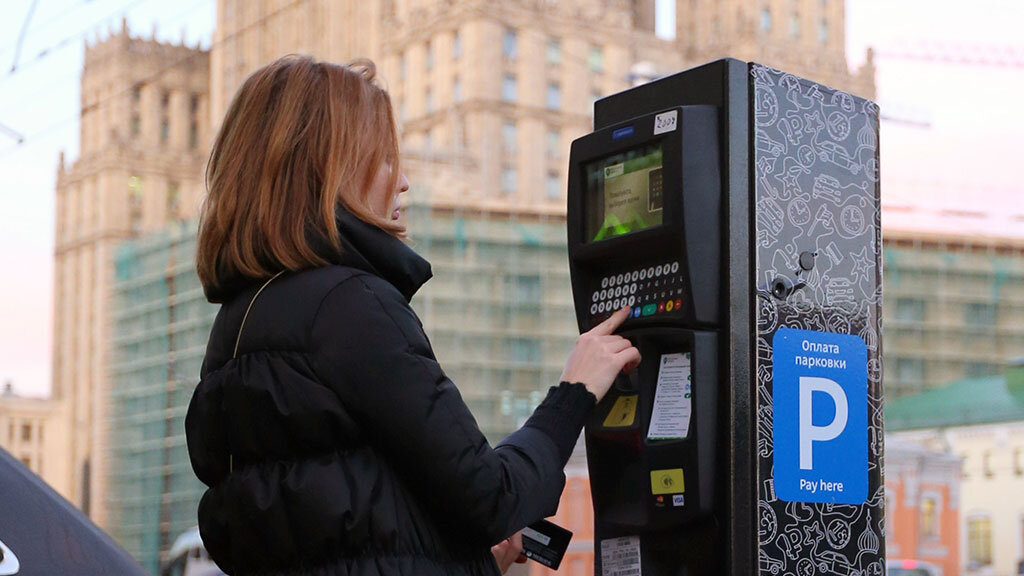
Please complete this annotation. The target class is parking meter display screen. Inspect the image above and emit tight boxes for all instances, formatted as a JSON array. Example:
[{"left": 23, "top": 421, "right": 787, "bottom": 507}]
[{"left": 584, "top": 144, "right": 664, "bottom": 243}]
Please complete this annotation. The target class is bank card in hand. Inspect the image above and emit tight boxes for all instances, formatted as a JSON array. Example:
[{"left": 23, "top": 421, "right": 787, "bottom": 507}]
[{"left": 521, "top": 519, "right": 572, "bottom": 570}]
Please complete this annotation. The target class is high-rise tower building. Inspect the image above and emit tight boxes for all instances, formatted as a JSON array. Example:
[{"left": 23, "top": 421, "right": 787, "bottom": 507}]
[{"left": 52, "top": 19, "right": 210, "bottom": 525}]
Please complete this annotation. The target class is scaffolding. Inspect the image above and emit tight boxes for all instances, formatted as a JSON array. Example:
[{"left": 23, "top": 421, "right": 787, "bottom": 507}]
[
  {"left": 107, "top": 220, "right": 218, "bottom": 573},
  {"left": 882, "top": 234, "right": 1024, "bottom": 398}
]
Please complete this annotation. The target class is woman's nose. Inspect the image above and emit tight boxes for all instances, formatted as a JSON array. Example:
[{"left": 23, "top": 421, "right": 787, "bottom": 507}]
[{"left": 398, "top": 173, "right": 410, "bottom": 193}]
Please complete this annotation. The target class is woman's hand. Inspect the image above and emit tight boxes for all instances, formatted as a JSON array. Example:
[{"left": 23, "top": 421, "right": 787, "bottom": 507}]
[
  {"left": 560, "top": 306, "right": 641, "bottom": 403},
  {"left": 491, "top": 531, "right": 527, "bottom": 574}
]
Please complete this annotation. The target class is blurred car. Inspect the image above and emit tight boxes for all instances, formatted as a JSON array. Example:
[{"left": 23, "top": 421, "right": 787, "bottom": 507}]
[
  {"left": 887, "top": 559, "right": 939, "bottom": 576},
  {"left": 162, "top": 527, "right": 226, "bottom": 576}
]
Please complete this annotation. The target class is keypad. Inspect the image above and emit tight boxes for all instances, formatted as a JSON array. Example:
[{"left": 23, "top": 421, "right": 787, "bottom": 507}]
[{"left": 588, "top": 260, "right": 684, "bottom": 319}]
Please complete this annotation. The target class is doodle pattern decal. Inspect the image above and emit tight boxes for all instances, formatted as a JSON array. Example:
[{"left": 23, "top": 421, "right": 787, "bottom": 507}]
[{"left": 752, "top": 63, "right": 884, "bottom": 576}]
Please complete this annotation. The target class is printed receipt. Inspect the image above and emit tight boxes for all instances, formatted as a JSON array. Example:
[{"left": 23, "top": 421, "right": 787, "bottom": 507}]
[{"left": 647, "top": 352, "right": 692, "bottom": 440}]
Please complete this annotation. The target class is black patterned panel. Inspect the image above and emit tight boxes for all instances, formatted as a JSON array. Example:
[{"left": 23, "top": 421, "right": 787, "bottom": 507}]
[{"left": 751, "top": 63, "right": 885, "bottom": 576}]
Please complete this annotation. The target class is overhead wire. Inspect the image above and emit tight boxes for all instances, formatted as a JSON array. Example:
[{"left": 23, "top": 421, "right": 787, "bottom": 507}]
[
  {"left": 1, "top": 0, "right": 161, "bottom": 83},
  {"left": 0, "top": 0, "right": 310, "bottom": 158},
  {"left": 2, "top": 0, "right": 214, "bottom": 119}
]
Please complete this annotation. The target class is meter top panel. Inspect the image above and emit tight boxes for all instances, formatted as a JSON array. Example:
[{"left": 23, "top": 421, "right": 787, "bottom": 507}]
[{"left": 567, "top": 106, "right": 721, "bottom": 334}]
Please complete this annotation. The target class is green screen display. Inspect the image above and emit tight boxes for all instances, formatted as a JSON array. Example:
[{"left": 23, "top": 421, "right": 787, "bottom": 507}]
[{"left": 584, "top": 144, "right": 664, "bottom": 243}]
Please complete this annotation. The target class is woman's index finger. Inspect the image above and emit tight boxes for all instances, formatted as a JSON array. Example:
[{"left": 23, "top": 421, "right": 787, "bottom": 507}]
[{"left": 592, "top": 306, "right": 631, "bottom": 335}]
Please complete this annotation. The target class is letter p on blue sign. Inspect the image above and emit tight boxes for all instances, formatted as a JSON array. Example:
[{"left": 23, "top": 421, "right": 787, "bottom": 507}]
[{"left": 772, "top": 327, "right": 867, "bottom": 504}]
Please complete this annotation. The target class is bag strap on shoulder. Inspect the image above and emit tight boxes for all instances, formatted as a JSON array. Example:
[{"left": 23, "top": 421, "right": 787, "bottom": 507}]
[{"left": 232, "top": 270, "right": 286, "bottom": 359}]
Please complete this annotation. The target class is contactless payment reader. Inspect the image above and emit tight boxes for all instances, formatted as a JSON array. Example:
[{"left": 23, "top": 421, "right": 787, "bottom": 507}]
[{"left": 567, "top": 59, "right": 885, "bottom": 576}]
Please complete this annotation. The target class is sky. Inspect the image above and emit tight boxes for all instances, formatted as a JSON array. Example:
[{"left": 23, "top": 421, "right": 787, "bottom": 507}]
[{"left": 0, "top": 0, "right": 1022, "bottom": 397}]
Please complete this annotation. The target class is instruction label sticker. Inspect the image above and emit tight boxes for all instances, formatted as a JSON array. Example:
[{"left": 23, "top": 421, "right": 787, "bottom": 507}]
[
  {"left": 601, "top": 536, "right": 642, "bottom": 576},
  {"left": 653, "top": 110, "right": 678, "bottom": 135},
  {"left": 647, "top": 353, "right": 692, "bottom": 440},
  {"left": 773, "top": 327, "right": 868, "bottom": 505},
  {"left": 603, "top": 395, "right": 638, "bottom": 428}
]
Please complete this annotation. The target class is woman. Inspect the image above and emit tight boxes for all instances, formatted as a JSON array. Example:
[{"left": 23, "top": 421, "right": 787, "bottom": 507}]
[{"left": 185, "top": 54, "right": 640, "bottom": 576}]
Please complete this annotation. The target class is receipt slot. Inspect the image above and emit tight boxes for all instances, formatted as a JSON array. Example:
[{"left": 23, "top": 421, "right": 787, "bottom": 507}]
[{"left": 568, "top": 59, "right": 885, "bottom": 576}]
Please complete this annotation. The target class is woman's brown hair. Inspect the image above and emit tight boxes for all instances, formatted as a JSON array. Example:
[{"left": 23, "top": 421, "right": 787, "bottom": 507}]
[{"left": 196, "top": 54, "right": 402, "bottom": 295}]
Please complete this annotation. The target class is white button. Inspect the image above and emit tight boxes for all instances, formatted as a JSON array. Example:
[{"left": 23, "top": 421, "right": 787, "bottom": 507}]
[
  {"left": 620, "top": 286, "right": 627, "bottom": 297},
  {"left": 640, "top": 269, "right": 648, "bottom": 280},
  {"left": 598, "top": 301, "right": 606, "bottom": 313},
  {"left": 591, "top": 303, "right": 598, "bottom": 314},
  {"left": 648, "top": 266, "right": 656, "bottom": 277},
  {"left": 671, "top": 261, "right": 680, "bottom": 273},
  {"left": 631, "top": 271, "right": 639, "bottom": 282},
  {"left": 599, "top": 289, "right": 606, "bottom": 299},
  {"left": 592, "top": 291, "right": 599, "bottom": 302},
  {"left": 601, "top": 277, "right": 609, "bottom": 288},
  {"left": 631, "top": 284, "right": 638, "bottom": 294},
  {"left": 628, "top": 295, "right": 635, "bottom": 306},
  {"left": 617, "top": 273, "right": 625, "bottom": 285}
]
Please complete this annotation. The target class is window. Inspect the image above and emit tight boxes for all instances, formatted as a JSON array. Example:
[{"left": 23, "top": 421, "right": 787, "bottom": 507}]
[
  {"left": 188, "top": 93, "right": 200, "bottom": 148},
  {"left": 423, "top": 130, "right": 433, "bottom": 152},
  {"left": 167, "top": 180, "right": 180, "bottom": 218},
  {"left": 546, "top": 82, "right": 561, "bottom": 109},
  {"left": 503, "top": 28, "right": 517, "bottom": 59},
  {"left": 546, "top": 171, "right": 560, "bottom": 200},
  {"left": 502, "top": 121, "right": 516, "bottom": 154},
  {"left": 546, "top": 129, "right": 560, "bottom": 158},
  {"left": 983, "top": 451, "right": 994, "bottom": 478},
  {"left": 790, "top": 12, "right": 800, "bottom": 37},
  {"left": 1014, "top": 448, "right": 1023, "bottom": 476},
  {"left": 818, "top": 18, "right": 828, "bottom": 43},
  {"left": 399, "top": 99, "right": 407, "bottom": 122},
  {"left": 920, "top": 495, "right": 938, "bottom": 539},
  {"left": 160, "top": 90, "right": 170, "bottom": 144},
  {"left": 502, "top": 74, "right": 517, "bottom": 101},
  {"left": 453, "top": 76, "right": 462, "bottom": 103},
  {"left": 895, "top": 298, "right": 925, "bottom": 322},
  {"left": 425, "top": 41, "right": 434, "bottom": 71},
  {"left": 761, "top": 8, "right": 772, "bottom": 31},
  {"left": 895, "top": 358, "right": 923, "bottom": 382},
  {"left": 20, "top": 456, "right": 30, "bottom": 468},
  {"left": 967, "top": 516, "right": 992, "bottom": 566},
  {"left": 501, "top": 168, "right": 517, "bottom": 194},
  {"left": 588, "top": 45, "right": 603, "bottom": 72},
  {"left": 21, "top": 423, "right": 30, "bottom": 442},
  {"left": 546, "top": 39, "right": 561, "bottom": 65},
  {"left": 965, "top": 362, "right": 998, "bottom": 377},
  {"left": 965, "top": 302, "right": 996, "bottom": 327},
  {"left": 399, "top": 52, "right": 407, "bottom": 80},
  {"left": 425, "top": 87, "right": 434, "bottom": 113},
  {"left": 508, "top": 338, "right": 541, "bottom": 363},
  {"left": 452, "top": 31, "right": 462, "bottom": 59}
]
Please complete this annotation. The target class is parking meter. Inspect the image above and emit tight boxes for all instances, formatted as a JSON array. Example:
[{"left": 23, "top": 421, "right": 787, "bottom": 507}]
[{"left": 568, "top": 59, "right": 885, "bottom": 576}]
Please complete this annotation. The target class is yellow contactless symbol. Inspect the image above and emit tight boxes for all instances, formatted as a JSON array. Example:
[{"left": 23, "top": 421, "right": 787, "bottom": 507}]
[
  {"left": 602, "top": 395, "right": 638, "bottom": 428},
  {"left": 650, "top": 468, "right": 685, "bottom": 495}
]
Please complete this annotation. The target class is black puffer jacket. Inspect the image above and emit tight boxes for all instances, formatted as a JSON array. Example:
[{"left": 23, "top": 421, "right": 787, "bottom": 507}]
[{"left": 185, "top": 209, "right": 596, "bottom": 576}]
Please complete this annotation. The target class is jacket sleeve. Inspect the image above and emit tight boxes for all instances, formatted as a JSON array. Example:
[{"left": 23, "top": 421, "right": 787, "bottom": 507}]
[{"left": 309, "top": 274, "right": 595, "bottom": 545}]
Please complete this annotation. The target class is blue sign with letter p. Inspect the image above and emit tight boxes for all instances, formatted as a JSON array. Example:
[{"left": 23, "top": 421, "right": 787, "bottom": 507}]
[{"left": 772, "top": 327, "right": 867, "bottom": 504}]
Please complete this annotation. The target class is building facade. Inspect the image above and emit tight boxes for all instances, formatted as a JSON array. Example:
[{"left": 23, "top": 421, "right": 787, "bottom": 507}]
[
  {"left": 888, "top": 361, "right": 1024, "bottom": 576},
  {"left": 884, "top": 438, "right": 962, "bottom": 576},
  {"left": 52, "top": 20, "right": 210, "bottom": 525},
  {"left": 0, "top": 383, "right": 71, "bottom": 496},
  {"left": 209, "top": 0, "right": 874, "bottom": 216}
]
